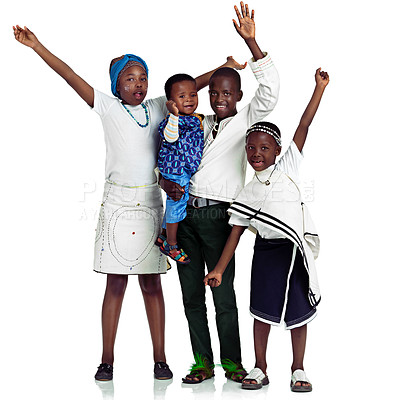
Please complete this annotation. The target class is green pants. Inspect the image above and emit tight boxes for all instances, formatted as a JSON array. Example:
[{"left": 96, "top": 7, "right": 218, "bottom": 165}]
[{"left": 177, "top": 203, "right": 242, "bottom": 366}]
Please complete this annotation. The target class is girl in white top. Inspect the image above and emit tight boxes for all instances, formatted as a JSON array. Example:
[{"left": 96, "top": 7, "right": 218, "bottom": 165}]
[
  {"left": 204, "top": 68, "right": 329, "bottom": 392},
  {"left": 12, "top": 24, "right": 244, "bottom": 381}
]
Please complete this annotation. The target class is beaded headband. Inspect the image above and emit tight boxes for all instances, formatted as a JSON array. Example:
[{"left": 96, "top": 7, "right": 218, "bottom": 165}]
[
  {"left": 246, "top": 124, "right": 282, "bottom": 146},
  {"left": 120, "top": 60, "right": 147, "bottom": 75}
]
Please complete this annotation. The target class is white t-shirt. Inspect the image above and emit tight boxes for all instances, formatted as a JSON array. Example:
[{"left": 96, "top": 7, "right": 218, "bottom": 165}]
[{"left": 93, "top": 89, "right": 167, "bottom": 187}]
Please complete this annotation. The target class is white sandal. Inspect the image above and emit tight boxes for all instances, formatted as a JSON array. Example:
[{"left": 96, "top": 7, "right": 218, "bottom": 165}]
[
  {"left": 241, "top": 367, "right": 269, "bottom": 390},
  {"left": 290, "top": 369, "right": 312, "bottom": 392}
]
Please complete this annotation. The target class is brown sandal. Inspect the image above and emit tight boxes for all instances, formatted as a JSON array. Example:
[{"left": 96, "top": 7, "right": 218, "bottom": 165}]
[
  {"left": 225, "top": 367, "right": 248, "bottom": 383},
  {"left": 182, "top": 368, "right": 215, "bottom": 384},
  {"left": 222, "top": 359, "right": 248, "bottom": 383}
]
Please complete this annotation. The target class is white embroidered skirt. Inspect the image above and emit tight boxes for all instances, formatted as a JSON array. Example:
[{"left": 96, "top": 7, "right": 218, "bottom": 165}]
[{"left": 94, "top": 181, "right": 167, "bottom": 275}]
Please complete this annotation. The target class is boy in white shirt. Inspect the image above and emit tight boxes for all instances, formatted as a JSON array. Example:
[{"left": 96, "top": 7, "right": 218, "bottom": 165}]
[{"left": 160, "top": 1, "right": 280, "bottom": 384}]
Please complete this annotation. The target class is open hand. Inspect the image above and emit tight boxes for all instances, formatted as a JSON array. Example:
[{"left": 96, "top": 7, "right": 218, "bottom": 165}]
[
  {"left": 315, "top": 68, "right": 330, "bottom": 88},
  {"left": 224, "top": 56, "right": 247, "bottom": 71},
  {"left": 233, "top": 2, "right": 255, "bottom": 41},
  {"left": 203, "top": 270, "right": 223, "bottom": 287},
  {"left": 166, "top": 100, "right": 179, "bottom": 116},
  {"left": 13, "top": 25, "right": 39, "bottom": 48}
]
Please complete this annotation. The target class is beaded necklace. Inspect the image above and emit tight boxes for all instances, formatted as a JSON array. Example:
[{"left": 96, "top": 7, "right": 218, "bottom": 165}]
[
  {"left": 211, "top": 115, "right": 219, "bottom": 139},
  {"left": 255, "top": 164, "right": 277, "bottom": 186},
  {"left": 122, "top": 103, "right": 150, "bottom": 128}
]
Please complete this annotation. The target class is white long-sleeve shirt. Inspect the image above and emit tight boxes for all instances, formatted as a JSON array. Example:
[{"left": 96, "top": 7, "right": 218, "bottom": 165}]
[{"left": 189, "top": 54, "right": 280, "bottom": 202}]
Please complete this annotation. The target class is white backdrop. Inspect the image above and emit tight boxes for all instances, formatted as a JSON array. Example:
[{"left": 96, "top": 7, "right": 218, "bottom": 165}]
[{"left": 2, "top": 0, "right": 393, "bottom": 399}]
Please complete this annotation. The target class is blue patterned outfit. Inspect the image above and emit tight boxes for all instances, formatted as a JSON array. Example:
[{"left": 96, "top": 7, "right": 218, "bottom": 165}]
[{"left": 158, "top": 113, "right": 204, "bottom": 226}]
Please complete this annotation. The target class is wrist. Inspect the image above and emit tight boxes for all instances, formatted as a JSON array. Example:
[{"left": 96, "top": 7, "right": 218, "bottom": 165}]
[
  {"left": 215, "top": 265, "right": 225, "bottom": 275},
  {"left": 168, "top": 112, "right": 179, "bottom": 125},
  {"left": 245, "top": 39, "right": 265, "bottom": 61},
  {"left": 31, "top": 40, "right": 41, "bottom": 49},
  {"left": 245, "top": 37, "right": 257, "bottom": 44},
  {"left": 245, "top": 37, "right": 258, "bottom": 51},
  {"left": 32, "top": 41, "right": 44, "bottom": 53},
  {"left": 315, "top": 83, "right": 326, "bottom": 93}
]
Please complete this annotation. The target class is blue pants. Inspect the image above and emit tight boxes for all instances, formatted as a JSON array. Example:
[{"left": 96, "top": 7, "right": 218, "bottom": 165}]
[{"left": 161, "top": 171, "right": 192, "bottom": 227}]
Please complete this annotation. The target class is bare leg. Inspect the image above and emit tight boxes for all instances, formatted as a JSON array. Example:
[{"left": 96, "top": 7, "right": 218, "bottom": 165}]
[
  {"left": 254, "top": 320, "right": 270, "bottom": 374},
  {"left": 163, "top": 222, "right": 190, "bottom": 262},
  {"left": 138, "top": 274, "right": 166, "bottom": 362},
  {"left": 243, "top": 319, "right": 270, "bottom": 384},
  {"left": 166, "top": 222, "right": 178, "bottom": 246},
  {"left": 101, "top": 274, "right": 128, "bottom": 365},
  {"left": 290, "top": 324, "right": 310, "bottom": 388}
]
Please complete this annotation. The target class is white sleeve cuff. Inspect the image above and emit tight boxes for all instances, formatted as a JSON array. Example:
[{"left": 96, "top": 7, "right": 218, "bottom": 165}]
[{"left": 249, "top": 53, "right": 274, "bottom": 77}]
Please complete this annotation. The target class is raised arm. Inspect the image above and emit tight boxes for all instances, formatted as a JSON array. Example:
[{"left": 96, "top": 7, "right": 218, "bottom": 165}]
[
  {"left": 293, "top": 68, "right": 330, "bottom": 152},
  {"left": 13, "top": 25, "right": 94, "bottom": 107},
  {"left": 162, "top": 101, "right": 180, "bottom": 143},
  {"left": 203, "top": 225, "right": 246, "bottom": 287},
  {"left": 195, "top": 56, "right": 247, "bottom": 91},
  {"left": 232, "top": 2, "right": 280, "bottom": 126},
  {"left": 233, "top": 2, "right": 265, "bottom": 61}
]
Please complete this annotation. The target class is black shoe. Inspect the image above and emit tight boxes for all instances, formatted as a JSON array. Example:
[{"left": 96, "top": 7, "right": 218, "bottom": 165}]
[
  {"left": 95, "top": 363, "right": 113, "bottom": 381},
  {"left": 154, "top": 361, "right": 173, "bottom": 380}
]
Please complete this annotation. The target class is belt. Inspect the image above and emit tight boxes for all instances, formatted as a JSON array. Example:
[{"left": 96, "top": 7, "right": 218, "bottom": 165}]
[
  {"left": 106, "top": 179, "right": 153, "bottom": 189},
  {"left": 187, "top": 195, "right": 225, "bottom": 208}
]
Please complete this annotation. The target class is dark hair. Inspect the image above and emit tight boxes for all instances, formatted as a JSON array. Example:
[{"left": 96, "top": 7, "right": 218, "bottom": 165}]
[
  {"left": 246, "top": 121, "right": 281, "bottom": 144},
  {"left": 209, "top": 67, "right": 241, "bottom": 91},
  {"left": 165, "top": 73, "right": 196, "bottom": 100}
]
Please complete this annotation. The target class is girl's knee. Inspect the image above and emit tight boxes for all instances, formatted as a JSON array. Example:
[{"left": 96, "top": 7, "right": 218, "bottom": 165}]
[
  {"left": 139, "top": 274, "right": 162, "bottom": 295},
  {"left": 106, "top": 274, "right": 128, "bottom": 296}
]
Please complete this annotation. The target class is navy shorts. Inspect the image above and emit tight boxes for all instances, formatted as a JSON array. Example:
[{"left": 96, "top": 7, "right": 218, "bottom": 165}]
[{"left": 250, "top": 236, "right": 316, "bottom": 329}]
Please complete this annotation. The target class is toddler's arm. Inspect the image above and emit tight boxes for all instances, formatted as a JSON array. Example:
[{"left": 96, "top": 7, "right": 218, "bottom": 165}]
[
  {"left": 293, "top": 68, "right": 330, "bottom": 152},
  {"left": 13, "top": 25, "right": 94, "bottom": 107},
  {"left": 195, "top": 56, "right": 247, "bottom": 91},
  {"left": 203, "top": 225, "right": 246, "bottom": 287},
  {"left": 163, "top": 101, "right": 180, "bottom": 143}
]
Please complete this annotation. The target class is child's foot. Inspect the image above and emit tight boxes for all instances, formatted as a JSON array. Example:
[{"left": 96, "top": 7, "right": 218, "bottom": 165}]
[
  {"left": 154, "top": 361, "right": 173, "bottom": 380},
  {"left": 223, "top": 360, "right": 248, "bottom": 383},
  {"left": 241, "top": 367, "right": 269, "bottom": 390},
  {"left": 159, "top": 240, "right": 190, "bottom": 264},
  {"left": 290, "top": 369, "right": 312, "bottom": 392},
  {"left": 94, "top": 363, "right": 113, "bottom": 381},
  {"left": 182, "top": 368, "right": 214, "bottom": 384},
  {"left": 155, "top": 234, "right": 166, "bottom": 247}
]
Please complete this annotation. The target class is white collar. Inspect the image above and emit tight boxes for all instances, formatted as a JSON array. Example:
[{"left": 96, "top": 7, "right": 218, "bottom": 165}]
[{"left": 254, "top": 163, "right": 276, "bottom": 178}]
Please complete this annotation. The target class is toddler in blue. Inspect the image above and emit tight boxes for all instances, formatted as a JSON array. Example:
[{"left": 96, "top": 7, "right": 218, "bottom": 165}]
[{"left": 157, "top": 74, "right": 204, "bottom": 264}]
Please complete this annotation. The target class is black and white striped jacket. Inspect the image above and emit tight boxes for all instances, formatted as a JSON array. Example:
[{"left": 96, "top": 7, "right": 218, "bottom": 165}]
[{"left": 228, "top": 160, "right": 321, "bottom": 307}]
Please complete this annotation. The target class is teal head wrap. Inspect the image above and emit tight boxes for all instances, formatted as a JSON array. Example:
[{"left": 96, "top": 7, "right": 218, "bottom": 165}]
[{"left": 110, "top": 54, "right": 148, "bottom": 99}]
